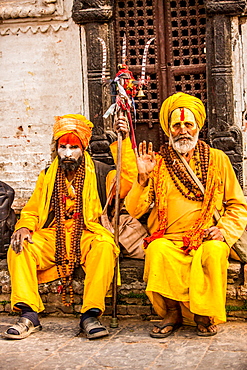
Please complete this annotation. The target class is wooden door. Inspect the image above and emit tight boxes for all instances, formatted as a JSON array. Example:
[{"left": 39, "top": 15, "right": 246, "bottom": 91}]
[{"left": 114, "top": 0, "right": 207, "bottom": 151}]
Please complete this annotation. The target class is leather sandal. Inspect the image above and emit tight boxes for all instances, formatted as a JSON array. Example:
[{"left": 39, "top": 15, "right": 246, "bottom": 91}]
[
  {"left": 1, "top": 317, "right": 42, "bottom": 340},
  {"left": 81, "top": 317, "right": 109, "bottom": 340},
  {"left": 150, "top": 322, "right": 182, "bottom": 338},
  {"left": 196, "top": 320, "right": 217, "bottom": 337}
]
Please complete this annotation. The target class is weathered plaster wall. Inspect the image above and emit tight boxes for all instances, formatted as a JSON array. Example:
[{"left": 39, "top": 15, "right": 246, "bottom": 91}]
[
  {"left": 239, "top": 16, "right": 247, "bottom": 194},
  {"left": 232, "top": 15, "right": 247, "bottom": 192},
  {"left": 0, "top": 0, "right": 88, "bottom": 210}
]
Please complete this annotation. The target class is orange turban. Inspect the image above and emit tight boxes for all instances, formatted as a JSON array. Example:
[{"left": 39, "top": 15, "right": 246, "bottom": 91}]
[
  {"left": 53, "top": 114, "right": 94, "bottom": 149},
  {"left": 159, "top": 92, "right": 206, "bottom": 137}
]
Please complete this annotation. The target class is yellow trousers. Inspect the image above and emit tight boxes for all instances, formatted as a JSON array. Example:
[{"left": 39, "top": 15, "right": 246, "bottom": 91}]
[
  {"left": 144, "top": 238, "right": 229, "bottom": 324},
  {"left": 8, "top": 227, "right": 116, "bottom": 314}
]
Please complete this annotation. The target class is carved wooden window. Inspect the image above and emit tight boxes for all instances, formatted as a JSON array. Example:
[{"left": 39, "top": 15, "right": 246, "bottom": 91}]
[
  {"left": 164, "top": 0, "right": 206, "bottom": 100},
  {"left": 114, "top": 0, "right": 207, "bottom": 149}
]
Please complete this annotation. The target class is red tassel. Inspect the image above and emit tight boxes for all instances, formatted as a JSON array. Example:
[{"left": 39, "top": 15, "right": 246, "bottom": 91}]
[
  {"left": 182, "top": 236, "right": 190, "bottom": 247},
  {"left": 143, "top": 229, "right": 166, "bottom": 249},
  {"left": 57, "top": 285, "right": 63, "bottom": 294},
  {"left": 73, "top": 212, "right": 81, "bottom": 219}
]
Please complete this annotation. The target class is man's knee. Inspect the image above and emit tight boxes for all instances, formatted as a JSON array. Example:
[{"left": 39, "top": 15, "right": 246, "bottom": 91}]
[
  {"left": 202, "top": 240, "right": 229, "bottom": 262},
  {"left": 8, "top": 239, "right": 29, "bottom": 259},
  {"left": 90, "top": 240, "right": 115, "bottom": 257}
]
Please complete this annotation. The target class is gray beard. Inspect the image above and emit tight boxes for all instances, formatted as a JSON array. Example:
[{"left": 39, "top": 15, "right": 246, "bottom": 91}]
[{"left": 169, "top": 131, "right": 199, "bottom": 154}]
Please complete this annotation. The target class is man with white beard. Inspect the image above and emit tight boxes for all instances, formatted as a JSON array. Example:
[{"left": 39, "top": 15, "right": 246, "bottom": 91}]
[{"left": 123, "top": 92, "right": 247, "bottom": 338}]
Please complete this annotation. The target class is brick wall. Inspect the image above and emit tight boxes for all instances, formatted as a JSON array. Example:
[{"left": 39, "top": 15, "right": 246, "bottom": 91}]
[
  {"left": 0, "top": 0, "right": 88, "bottom": 211},
  {"left": 1, "top": 258, "right": 246, "bottom": 320}
]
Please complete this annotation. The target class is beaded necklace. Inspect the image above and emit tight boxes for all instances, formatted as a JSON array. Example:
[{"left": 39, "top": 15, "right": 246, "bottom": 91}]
[
  {"left": 51, "top": 156, "right": 85, "bottom": 306},
  {"left": 160, "top": 140, "right": 210, "bottom": 201},
  {"left": 144, "top": 140, "right": 218, "bottom": 254}
]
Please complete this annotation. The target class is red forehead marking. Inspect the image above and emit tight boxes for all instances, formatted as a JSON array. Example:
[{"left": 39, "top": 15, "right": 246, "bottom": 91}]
[
  {"left": 58, "top": 133, "right": 82, "bottom": 149},
  {"left": 180, "top": 108, "right": 185, "bottom": 121}
]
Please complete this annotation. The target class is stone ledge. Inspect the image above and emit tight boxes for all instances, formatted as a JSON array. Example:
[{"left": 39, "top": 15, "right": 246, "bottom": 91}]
[{"left": 0, "top": 258, "right": 246, "bottom": 319}]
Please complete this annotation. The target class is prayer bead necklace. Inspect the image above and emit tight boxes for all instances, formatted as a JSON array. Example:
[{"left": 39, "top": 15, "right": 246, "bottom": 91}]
[
  {"left": 51, "top": 157, "right": 85, "bottom": 306},
  {"left": 160, "top": 140, "right": 209, "bottom": 201}
]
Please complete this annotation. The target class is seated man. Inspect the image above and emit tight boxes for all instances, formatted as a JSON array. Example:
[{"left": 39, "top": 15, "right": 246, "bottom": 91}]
[
  {"left": 2, "top": 114, "right": 120, "bottom": 340},
  {"left": 124, "top": 92, "right": 247, "bottom": 337}
]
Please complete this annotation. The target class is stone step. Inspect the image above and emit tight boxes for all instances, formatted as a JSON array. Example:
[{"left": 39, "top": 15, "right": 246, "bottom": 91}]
[{"left": 0, "top": 258, "right": 247, "bottom": 320}]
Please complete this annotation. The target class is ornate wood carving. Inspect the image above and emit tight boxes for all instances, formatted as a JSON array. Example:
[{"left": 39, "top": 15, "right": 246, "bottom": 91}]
[
  {"left": 0, "top": 0, "right": 63, "bottom": 20},
  {"left": 206, "top": 0, "right": 246, "bottom": 15},
  {"left": 72, "top": 0, "right": 113, "bottom": 23},
  {"left": 209, "top": 126, "right": 243, "bottom": 186},
  {"left": 0, "top": 21, "right": 70, "bottom": 36},
  {"left": 206, "top": 0, "right": 245, "bottom": 186}
]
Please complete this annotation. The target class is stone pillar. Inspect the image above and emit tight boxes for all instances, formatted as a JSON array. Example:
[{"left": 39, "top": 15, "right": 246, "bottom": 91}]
[
  {"left": 72, "top": 1, "right": 116, "bottom": 164},
  {"left": 206, "top": 0, "right": 246, "bottom": 186}
]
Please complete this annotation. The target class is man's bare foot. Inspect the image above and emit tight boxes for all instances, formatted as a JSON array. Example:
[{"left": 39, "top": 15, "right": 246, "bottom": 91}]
[
  {"left": 151, "top": 306, "right": 183, "bottom": 336},
  {"left": 194, "top": 314, "right": 217, "bottom": 337}
]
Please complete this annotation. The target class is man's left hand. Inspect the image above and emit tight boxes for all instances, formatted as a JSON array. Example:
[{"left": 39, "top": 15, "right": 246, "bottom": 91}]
[
  {"left": 203, "top": 226, "right": 225, "bottom": 242},
  {"left": 114, "top": 113, "right": 129, "bottom": 138}
]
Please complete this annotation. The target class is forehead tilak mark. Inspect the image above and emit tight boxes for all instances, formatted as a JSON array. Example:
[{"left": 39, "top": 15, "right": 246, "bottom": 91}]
[{"left": 180, "top": 108, "right": 185, "bottom": 121}]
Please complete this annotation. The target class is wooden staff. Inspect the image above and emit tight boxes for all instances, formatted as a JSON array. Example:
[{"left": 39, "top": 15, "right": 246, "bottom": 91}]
[
  {"left": 110, "top": 118, "right": 123, "bottom": 328},
  {"left": 105, "top": 36, "right": 154, "bottom": 327},
  {"left": 98, "top": 36, "right": 122, "bottom": 327}
]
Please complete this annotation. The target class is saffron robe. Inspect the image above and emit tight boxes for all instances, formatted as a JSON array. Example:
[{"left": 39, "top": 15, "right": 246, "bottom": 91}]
[
  {"left": 8, "top": 152, "right": 119, "bottom": 313},
  {"left": 125, "top": 147, "right": 247, "bottom": 324}
]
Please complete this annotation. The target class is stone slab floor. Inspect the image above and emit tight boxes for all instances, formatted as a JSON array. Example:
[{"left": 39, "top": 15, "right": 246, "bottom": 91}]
[{"left": 0, "top": 315, "right": 247, "bottom": 370}]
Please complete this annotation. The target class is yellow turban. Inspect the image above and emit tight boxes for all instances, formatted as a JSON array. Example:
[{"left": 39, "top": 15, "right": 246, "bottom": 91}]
[
  {"left": 159, "top": 92, "right": 206, "bottom": 137},
  {"left": 53, "top": 114, "right": 94, "bottom": 149}
]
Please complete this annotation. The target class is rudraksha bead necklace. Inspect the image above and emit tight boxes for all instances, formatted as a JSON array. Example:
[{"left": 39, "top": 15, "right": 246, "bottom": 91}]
[
  {"left": 160, "top": 140, "right": 210, "bottom": 201},
  {"left": 51, "top": 157, "right": 85, "bottom": 306}
]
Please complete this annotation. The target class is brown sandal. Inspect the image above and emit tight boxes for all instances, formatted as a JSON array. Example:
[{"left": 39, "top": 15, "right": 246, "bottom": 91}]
[
  {"left": 196, "top": 320, "right": 217, "bottom": 337},
  {"left": 150, "top": 322, "right": 182, "bottom": 338}
]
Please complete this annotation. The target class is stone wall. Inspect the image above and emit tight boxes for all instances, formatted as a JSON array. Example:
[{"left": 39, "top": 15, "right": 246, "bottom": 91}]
[
  {"left": 0, "top": 0, "right": 88, "bottom": 211},
  {"left": 0, "top": 258, "right": 246, "bottom": 320}
]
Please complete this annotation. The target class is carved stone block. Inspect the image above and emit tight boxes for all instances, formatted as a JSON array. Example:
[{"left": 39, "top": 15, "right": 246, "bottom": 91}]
[
  {"left": 206, "top": 0, "right": 246, "bottom": 15},
  {"left": 206, "top": 5, "right": 244, "bottom": 184},
  {"left": 209, "top": 126, "right": 244, "bottom": 186},
  {"left": 72, "top": 2, "right": 115, "bottom": 163},
  {"left": 0, "top": 0, "right": 64, "bottom": 20},
  {"left": 72, "top": 0, "right": 113, "bottom": 24}
]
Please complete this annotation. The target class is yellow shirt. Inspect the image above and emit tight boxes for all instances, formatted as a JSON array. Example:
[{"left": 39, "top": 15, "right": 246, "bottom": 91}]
[{"left": 125, "top": 147, "right": 247, "bottom": 247}]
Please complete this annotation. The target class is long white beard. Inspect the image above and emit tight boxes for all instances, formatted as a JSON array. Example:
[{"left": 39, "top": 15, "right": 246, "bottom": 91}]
[{"left": 169, "top": 131, "right": 199, "bottom": 154}]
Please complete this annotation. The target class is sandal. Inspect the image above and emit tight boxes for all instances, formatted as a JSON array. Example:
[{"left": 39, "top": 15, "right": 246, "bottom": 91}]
[
  {"left": 150, "top": 322, "right": 182, "bottom": 338},
  {"left": 196, "top": 320, "right": 217, "bottom": 337},
  {"left": 81, "top": 317, "right": 109, "bottom": 340},
  {"left": 1, "top": 317, "right": 42, "bottom": 340}
]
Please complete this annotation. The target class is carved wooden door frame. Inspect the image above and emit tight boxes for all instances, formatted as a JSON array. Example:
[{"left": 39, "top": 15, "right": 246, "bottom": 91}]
[{"left": 72, "top": 0, "right": 246, "bottom": 184}]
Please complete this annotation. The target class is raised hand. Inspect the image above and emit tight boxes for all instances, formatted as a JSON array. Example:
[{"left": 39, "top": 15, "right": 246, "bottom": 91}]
[
  {"left": 11, "top": 227, "right": 33, "bottom": 254},
  {"left": 135, "top": 141, "right": 156, "bottom": 186}
]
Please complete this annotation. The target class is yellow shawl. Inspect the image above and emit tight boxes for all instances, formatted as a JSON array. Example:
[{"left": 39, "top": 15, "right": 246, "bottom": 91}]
[{"left": 17, "top": 152, "right": 116, "bottom": 248}]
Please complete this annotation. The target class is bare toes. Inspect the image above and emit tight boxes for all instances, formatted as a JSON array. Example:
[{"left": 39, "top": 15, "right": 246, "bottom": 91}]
[
  {"left": 208, "top": 324, "right": 217, "bottom": 333},
  {"left": 197, "top": 324, "right": 208, "bottom": 333},
  {"left": 160, "top": 326, "right": 173, "bottom": 334},
  {"left": 152, "top": 327, "right": 160, "bottom": 334}
]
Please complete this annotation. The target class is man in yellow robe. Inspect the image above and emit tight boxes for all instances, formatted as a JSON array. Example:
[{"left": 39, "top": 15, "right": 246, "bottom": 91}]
[
  {"left": 2, "top": 114, "right": 119, "bottom": 340},
  {"left": 124, "top": 92, "right": 247, "bottom": 337}
]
